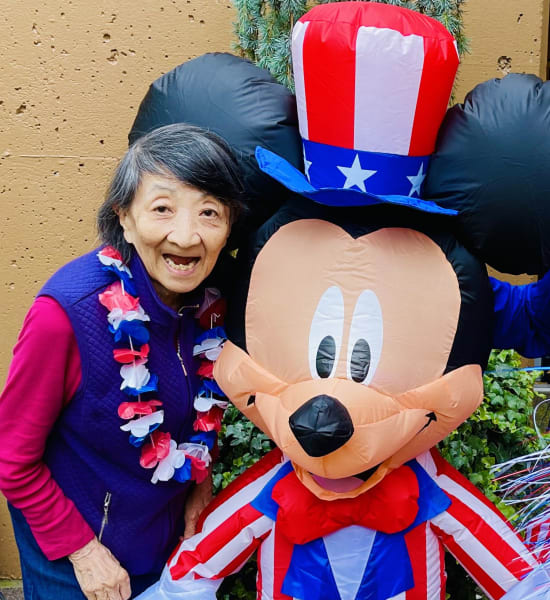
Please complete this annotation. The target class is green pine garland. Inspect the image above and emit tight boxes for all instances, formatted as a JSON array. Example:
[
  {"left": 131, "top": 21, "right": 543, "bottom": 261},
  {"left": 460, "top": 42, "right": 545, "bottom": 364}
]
[{"left": 232, "top": 0, "right": 468, "bottom": 90}]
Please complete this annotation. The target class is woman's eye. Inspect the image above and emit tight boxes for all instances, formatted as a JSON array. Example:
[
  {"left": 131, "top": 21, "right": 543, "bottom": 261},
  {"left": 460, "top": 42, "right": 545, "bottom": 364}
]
[
  {"left": 153, "top": 205, "right": 170, "bottom": 214},
  {"left": 347, "top": 291, "right": 383, "bottom": 385},
  {"left": 309, "top": 286, "right": 344, "bottom": 380},
  {"left": 201, "top": 209, "right": 219, "bottom": 218}
]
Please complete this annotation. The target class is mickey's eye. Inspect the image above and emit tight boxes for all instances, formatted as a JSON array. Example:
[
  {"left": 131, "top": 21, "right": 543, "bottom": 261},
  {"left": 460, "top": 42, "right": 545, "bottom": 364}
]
[
  {"left": 309, "top": 286, "right": 344, "bottom": 380},
  {"left": 316, "top": 335, "right": 337, "bottom": 378},
  {"left": 350, "top": 338, "right": 371, "bottom": 383},
  {"left": 347, "top": 291, "right": 383, "bottom": 385}
]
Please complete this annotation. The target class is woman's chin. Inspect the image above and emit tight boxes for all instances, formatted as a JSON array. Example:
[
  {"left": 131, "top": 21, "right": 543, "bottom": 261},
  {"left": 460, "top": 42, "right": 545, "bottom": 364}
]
[{"left": 152, "top": 267, "right": 206, "bottom": 308}]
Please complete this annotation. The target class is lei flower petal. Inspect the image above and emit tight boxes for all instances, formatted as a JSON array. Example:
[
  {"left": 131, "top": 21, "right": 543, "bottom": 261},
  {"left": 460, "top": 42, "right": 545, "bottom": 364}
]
[
  {"left": 129, "top": 434, "right": 148, "bottom": 447},
  {"left": 99, "top": 281, "right": 140, "bottom": 313},
  {"left": 140, "top": 430, "right": 171, "bottom": 468},
  {"left": 174, "top": 443, "right": 211, "bottom": 484},
  {"left": 192, "top": 338, "right": 223, "bottom": 358},
  {"left": 120, "top": 361, "right": 150, "bottom": 390},
  {"left": 202, "top": 379, "right": 225, "bottom": 397},
  {"left": 204, "top": 346, "right": 223, "bottom": 361},
  {"left": 189, "top": 430, "right": 217, "bottom": 450},
  {"left": 195, "top": 327, "right": 227, "bottom": 345},
  {"left": 98, "top": 248, "right": 133, "bottom": 278},
  {"left": 190, "top": 456, "right": 209, "bottom": 484},
  {"left": 151, "top": 440, "right": 187, "bottom": 484},
  {"left": 193, "top": 406, "right": 224, "bottom": 433},
  {"left": 110, "top": 320, "right": 150, "bottom": 345},
  {"left": 100, "top": 263, "right": 136, "bottom": 295},
  {"left": 113, "top": 344, "right": 150, "bottom": 363},
  {"left": 193, "top": 393, "right": 228, "bottom": 413},
  {"left": 122, "top": 373, "right": 159, "bottom": 397},
  {"left": 118, "top": 399, "right": 162, "bottom": 419},
  {"left": 99, "top": 246, "right": 124, "bottom": 262},
  {"left": 120, "top": 410, "right": 164, "bottom": 437},
  {"left": 197, "top": 361, "right": 214, "bottom": 379},
  {"left": 128, "top": 420, "right": 163, "bottom": 446},
  {"left": 173, "top": 460, "right": 192, "bottom": 482},
  {"left": 107, "top": 305, "right": 150, "bottom": 331}
]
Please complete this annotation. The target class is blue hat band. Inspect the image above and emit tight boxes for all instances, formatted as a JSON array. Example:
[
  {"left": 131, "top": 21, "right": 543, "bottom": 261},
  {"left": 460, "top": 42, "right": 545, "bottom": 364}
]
[{"left": 303, "top": 139, "right": 430, "bottom": 199}]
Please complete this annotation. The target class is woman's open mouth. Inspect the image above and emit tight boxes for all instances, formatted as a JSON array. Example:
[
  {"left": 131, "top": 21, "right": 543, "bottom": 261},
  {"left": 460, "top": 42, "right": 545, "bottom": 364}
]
[{"left": 164, "top": 254, "right": 200, "bottom": 272}]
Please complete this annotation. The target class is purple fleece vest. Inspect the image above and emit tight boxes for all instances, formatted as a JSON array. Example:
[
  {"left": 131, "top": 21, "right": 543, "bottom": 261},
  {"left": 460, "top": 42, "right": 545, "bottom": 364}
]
[{"left": 39, "top": 248, "right": 198, "bottom": 575}]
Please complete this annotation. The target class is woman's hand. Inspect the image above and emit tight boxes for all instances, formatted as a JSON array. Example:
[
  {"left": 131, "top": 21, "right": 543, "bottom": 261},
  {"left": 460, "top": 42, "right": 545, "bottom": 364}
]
[
  {"left": 183, "top": 472, "right": 213, "bottom": 540},
  {"left": 68, "top": 537, "right": 131, "bottom": 600}
]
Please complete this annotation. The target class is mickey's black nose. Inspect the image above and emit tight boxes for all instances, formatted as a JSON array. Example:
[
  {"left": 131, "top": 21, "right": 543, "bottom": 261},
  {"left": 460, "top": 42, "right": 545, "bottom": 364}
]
[{"left": 289, "top": 394, "right": 354, "bottom": 457}]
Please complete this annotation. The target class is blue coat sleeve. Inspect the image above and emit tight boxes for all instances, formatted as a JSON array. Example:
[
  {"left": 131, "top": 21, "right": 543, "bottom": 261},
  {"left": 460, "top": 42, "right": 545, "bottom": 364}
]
[{"left": 491, "top": 272, "right": 550, "bottom": 357}]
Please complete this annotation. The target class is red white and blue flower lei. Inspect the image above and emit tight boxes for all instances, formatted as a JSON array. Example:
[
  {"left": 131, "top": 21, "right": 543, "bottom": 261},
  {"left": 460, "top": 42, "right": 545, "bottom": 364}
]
[{"left": 97, "top": 246, "right": 228, "bottom": 485}]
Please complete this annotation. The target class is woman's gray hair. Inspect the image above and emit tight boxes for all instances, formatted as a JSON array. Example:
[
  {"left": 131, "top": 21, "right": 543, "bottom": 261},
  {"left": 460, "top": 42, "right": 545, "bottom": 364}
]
[{"left": 97, "top": 123, "right": 245, "bottom": 261}]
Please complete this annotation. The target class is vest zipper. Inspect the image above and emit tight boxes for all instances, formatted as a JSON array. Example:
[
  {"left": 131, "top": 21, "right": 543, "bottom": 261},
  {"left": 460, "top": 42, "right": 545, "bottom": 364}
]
[
  {"left": 176, "top": 336, "right": 188, "bottom": 377},
  {"left": 98, "top": 491, "right": 112, "bottom": 542},
  {"left": 176, "top": 304, "right": 199, "bottom": 378}
]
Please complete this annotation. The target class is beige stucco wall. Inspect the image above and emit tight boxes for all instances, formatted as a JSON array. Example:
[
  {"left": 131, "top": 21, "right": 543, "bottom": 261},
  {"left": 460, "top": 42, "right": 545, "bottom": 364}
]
[
  {"left": 0, "top": 0, "right": 236, "bottom": 578},
  {"left": 0, "top": 0, "right": 549, "bottom": 579}
]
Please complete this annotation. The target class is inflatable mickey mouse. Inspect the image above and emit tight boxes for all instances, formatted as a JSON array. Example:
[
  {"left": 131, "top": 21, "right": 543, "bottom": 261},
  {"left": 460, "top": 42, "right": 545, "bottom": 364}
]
[{"left": 134, "top": 3, "right": 550, "bottom": 599}]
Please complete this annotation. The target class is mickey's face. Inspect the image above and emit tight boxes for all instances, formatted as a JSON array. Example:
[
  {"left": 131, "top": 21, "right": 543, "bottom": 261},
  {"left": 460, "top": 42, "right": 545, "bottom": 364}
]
[{"left": 215, "top": 214, "right": 491, "bottom": 499}]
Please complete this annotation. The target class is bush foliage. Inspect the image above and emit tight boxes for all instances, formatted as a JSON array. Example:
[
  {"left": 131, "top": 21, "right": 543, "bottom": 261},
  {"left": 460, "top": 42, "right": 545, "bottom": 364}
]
[
  {"left": 214, "top": 350, "right": 544, "bottom": 599},
  {"left": 440, "top": 349, "right": 544, "bottom": 599}
]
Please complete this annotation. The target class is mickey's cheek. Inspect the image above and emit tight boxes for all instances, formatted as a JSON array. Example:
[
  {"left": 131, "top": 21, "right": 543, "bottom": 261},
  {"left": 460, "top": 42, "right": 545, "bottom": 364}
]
[{"left": 383, "top": 364, "right": 484, "bottom": 470}]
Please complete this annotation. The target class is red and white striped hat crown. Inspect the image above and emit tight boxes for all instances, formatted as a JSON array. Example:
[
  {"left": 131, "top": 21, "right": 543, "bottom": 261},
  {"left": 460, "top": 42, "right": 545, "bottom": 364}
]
[
  {"left": 255, "top": 2, "right": 459, "bottom": 214},
  {"left": 293, "top": 1, "right": 459, "bottom": 158}
]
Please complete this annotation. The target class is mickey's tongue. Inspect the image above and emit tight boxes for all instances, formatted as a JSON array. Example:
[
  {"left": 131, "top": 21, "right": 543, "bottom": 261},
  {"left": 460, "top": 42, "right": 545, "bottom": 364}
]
[
  {"left": 311, "top": 474, "right": 364, "bottom": 493},
  {"left": 311, "top": 465, "right": 379, "bottom": 493}
]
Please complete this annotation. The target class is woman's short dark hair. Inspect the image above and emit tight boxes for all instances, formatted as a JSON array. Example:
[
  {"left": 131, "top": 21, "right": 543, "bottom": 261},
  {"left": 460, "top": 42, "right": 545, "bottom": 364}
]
[{"left": 97, "top": 123, "right": 245, "bottom": 261}]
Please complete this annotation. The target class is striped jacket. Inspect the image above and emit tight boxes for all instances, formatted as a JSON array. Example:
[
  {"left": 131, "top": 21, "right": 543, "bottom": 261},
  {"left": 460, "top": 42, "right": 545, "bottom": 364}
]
[{"left": 138, "top": 448, "right": 541, "bottom": 600}]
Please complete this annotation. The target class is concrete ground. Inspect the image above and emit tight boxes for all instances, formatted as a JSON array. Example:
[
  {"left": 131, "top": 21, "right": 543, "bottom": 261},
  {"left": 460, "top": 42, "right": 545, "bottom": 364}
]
[{"left": 0, "top": 580, "right": 23, "bottom": 600}]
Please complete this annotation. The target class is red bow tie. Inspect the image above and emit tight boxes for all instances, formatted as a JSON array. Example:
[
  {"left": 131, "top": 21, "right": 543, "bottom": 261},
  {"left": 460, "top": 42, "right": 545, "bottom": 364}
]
[{"left": 271, "top": 465, "right": 420, "bottom": 545}]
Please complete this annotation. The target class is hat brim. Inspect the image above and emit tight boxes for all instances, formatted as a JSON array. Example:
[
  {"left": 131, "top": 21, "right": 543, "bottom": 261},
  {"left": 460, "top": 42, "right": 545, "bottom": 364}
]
[{"left": 255, "top": 146, "right": 457, "bottom": 216}]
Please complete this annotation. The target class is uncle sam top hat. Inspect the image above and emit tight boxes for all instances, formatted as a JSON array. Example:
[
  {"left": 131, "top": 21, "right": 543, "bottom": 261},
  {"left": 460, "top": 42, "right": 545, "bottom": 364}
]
[{"left": 255, "top": 1, "right": 459, "bottom": 215}]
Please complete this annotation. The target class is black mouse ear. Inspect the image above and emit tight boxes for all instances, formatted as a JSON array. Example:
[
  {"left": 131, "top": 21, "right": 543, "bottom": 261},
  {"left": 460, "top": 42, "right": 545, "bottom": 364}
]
[
  {"left": 129, "top": 52, "right": 303, "bottom": 238},
  {"left": 425, "top": 73, "right": 550, "bottom": 275}
]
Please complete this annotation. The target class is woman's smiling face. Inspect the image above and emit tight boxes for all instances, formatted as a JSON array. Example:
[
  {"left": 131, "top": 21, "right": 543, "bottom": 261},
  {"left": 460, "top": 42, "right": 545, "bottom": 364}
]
[{"left": 119, "top": 172, "right": 230, "bottom": 309}]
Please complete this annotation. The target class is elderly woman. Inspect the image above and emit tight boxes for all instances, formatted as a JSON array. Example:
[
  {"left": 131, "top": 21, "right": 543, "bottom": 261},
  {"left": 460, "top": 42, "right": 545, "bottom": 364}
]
[{"left": 0, "top": 123, "right": 243, "bottom": 600}]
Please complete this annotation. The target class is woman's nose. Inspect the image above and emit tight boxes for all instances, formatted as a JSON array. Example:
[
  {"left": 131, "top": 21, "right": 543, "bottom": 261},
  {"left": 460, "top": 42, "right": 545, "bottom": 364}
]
[{"left": 167, "top": 212, "right": 201, "bottom": 247}]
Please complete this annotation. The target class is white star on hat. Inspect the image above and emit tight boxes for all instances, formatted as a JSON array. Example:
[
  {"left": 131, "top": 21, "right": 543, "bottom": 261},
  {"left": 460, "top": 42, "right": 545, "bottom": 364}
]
[
  {"left": 337, "top": 154, "right": 376, "bottom": 193},
  {"left": 407, "top": 163, "right": 426, "bottom": 197},
  {"left": 303, "top": 144, "right": 313, "bottom": 181},
  {"left": 304, "top": 157, "right": 313, "bottom": 180}
]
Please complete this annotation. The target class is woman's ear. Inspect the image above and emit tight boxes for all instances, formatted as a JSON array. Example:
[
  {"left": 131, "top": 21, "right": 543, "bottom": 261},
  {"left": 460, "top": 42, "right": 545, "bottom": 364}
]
[{"left": 117, "top": 208, "right": 134, "bottom": 245}]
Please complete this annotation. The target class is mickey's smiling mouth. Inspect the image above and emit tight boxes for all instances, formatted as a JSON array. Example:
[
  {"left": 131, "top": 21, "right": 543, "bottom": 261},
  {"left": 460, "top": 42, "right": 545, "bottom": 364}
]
[
  {"left": 309, "top": 411, "right": 438, "bottom": 486},
  {"left": 418, "top": 411, "right": 437, "bottom": 434},
  {"left": 355, "top": 464, "right": 380, "bottom": 482}
]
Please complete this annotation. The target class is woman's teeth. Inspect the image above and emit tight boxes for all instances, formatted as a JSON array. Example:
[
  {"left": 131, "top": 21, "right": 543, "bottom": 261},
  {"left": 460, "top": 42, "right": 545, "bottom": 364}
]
[{"left": 164, "top": 255, "right": 199, "bottom": 271}]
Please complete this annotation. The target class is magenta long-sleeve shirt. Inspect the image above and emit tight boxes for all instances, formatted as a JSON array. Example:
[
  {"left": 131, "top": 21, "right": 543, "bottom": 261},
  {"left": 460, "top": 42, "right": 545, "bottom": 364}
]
[{"left": 0, "top": 296, "right": 95, "bottom": 559}]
